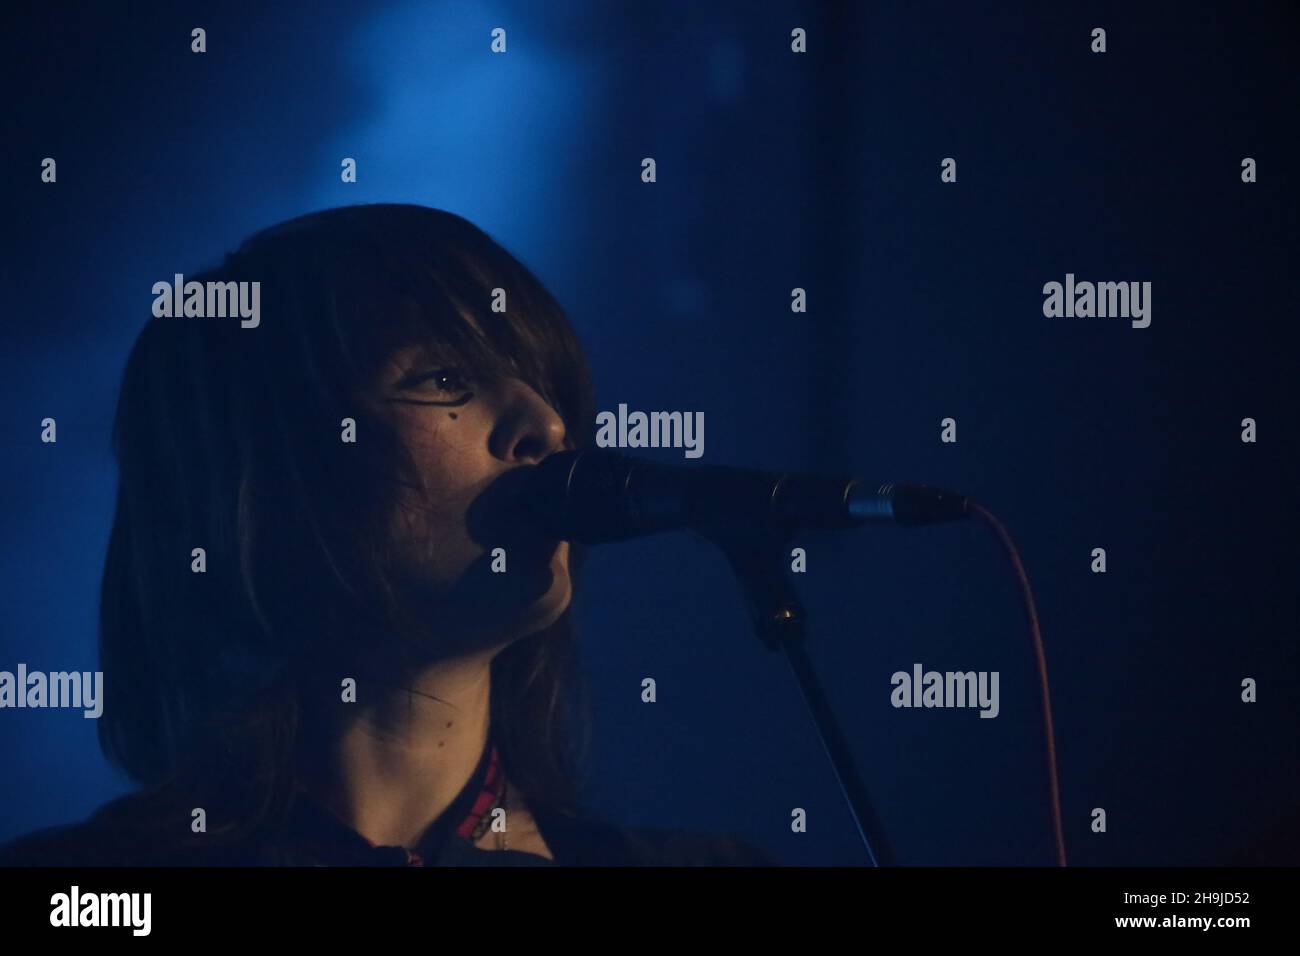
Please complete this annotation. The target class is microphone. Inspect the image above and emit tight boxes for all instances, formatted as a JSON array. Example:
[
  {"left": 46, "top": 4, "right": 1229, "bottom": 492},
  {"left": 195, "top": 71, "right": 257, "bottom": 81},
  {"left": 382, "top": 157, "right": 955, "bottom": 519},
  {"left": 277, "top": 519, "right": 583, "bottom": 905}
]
[{"left": 517, "top": 448, "right": 970, "bottom": 545}]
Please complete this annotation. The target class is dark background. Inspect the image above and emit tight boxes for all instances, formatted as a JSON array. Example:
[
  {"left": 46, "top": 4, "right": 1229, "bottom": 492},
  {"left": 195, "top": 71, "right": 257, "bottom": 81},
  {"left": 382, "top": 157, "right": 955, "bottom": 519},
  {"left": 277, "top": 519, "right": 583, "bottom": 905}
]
[{"left": 1, "top": 1, "right": 1296, "bottom": 865}]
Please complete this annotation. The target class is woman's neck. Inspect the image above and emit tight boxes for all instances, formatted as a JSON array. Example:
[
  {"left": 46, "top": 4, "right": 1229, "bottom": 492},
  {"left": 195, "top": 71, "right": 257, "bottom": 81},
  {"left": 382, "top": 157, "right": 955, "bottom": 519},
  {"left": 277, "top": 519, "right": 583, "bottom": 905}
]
[{"left": 296, "top": 651, "right": 495, "bottom": 849}]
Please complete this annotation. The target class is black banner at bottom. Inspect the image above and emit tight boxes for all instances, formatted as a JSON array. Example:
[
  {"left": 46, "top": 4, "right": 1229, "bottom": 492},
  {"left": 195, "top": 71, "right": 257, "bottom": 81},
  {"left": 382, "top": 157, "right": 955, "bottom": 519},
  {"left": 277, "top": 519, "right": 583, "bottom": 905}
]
[{"left": 0, "top": 865, "right": 1282, "bottom": 940}]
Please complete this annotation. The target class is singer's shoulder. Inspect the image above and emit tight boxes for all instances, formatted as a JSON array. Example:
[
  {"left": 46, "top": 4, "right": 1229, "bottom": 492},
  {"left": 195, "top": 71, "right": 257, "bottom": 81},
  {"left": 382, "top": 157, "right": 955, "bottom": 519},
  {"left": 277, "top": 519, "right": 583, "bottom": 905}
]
[
  {"left": 0, "top": 791, "right": 256, "bottom": 867},
  {"left": 532, "top": 805, "right": 781, "bottom": 867},
  {"left": 0, "top": 793, "right": 174, "bottom": 867}
]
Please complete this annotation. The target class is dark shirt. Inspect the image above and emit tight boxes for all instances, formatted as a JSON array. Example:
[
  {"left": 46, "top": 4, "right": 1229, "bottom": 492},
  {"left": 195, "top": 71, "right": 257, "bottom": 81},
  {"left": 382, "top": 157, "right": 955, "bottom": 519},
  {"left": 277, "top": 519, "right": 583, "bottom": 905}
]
[{"left": 0, "top": 740, "right": 777, "bottom": 867}]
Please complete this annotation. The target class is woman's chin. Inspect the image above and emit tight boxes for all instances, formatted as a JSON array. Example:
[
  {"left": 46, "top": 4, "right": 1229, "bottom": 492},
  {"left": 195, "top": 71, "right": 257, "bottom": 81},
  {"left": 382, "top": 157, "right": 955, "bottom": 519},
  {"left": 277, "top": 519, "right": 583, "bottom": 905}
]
[
  {"left": 509, "top": 550, "right": 572, "bottom": 633},
  {"left": 409, "top": 544, "right": 572, "bottom": 656},
  {"left": 463, "top": 546, "right": 572, "bottom": 648}
]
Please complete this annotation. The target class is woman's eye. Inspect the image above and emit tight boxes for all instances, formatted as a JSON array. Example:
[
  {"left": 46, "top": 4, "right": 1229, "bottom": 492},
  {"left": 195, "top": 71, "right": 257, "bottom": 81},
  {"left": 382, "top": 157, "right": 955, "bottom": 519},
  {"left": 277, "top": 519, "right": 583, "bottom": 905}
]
[
  {"left": 385, "top": 367, "right": 477, "bottom": 407},
  {"left": 402, "top": 368, "right": 471, "bottom": 394}
]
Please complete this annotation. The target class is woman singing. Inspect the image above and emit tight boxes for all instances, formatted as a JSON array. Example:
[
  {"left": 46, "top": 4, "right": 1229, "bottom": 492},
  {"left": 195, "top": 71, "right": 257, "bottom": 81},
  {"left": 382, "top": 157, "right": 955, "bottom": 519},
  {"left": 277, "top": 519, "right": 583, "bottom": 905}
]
[{"left": 0, "top": 204, "right": 772, "bottom": 866}]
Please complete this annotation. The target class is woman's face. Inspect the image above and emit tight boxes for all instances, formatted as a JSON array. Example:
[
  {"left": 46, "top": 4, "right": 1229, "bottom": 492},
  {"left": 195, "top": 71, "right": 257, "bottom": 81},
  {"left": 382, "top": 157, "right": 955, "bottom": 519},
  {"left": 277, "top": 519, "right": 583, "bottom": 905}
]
[{"left": 370, "top": 341, "right": 573, "bottom": 660}]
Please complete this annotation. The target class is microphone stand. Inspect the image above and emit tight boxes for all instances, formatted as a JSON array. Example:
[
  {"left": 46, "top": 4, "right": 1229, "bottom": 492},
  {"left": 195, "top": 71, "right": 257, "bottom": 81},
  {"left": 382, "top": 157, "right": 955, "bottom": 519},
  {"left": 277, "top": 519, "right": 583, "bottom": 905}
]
[{"left": 712, "top": 528, "right": 893, "bottom": 867}]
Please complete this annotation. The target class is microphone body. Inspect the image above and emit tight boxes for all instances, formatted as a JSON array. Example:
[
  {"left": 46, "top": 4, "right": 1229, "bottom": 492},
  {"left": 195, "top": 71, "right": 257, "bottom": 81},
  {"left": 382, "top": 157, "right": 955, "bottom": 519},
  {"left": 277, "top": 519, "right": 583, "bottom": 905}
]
[{"left": 519, "top": 449, "right": 969, "bottom": 545}]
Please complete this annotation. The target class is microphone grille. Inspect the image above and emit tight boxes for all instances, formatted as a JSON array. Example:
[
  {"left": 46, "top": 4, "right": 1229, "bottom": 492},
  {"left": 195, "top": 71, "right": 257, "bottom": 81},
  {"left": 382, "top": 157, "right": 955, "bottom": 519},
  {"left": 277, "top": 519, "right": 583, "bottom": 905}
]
[{"left": 522, "top": 448, "right": 639, "bottom": 544}]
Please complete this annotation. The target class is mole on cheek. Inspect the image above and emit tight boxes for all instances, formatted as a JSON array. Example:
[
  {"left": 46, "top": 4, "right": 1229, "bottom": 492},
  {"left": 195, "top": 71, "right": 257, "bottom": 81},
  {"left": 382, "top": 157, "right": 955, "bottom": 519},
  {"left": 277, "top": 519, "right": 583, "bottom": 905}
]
[{"left": 448, "top": 412, "right": 458, "bottom": 420}]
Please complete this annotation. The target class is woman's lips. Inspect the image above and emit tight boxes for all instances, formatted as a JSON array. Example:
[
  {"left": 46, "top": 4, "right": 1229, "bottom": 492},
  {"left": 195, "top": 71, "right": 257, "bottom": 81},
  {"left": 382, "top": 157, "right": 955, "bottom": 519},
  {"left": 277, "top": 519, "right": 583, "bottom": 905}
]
[
  {"left": 464, "top": 464, "right": 548, "bottom": 546},
  {"left": 507, "top": 533, "right": 562, "bottom": 565}
]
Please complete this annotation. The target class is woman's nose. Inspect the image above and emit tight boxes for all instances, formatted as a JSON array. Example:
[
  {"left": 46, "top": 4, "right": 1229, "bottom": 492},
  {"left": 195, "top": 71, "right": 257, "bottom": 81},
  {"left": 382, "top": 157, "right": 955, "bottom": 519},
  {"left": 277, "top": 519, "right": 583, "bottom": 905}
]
[{"left": 489, "top": 378, "right": 567, "bottom": 465}]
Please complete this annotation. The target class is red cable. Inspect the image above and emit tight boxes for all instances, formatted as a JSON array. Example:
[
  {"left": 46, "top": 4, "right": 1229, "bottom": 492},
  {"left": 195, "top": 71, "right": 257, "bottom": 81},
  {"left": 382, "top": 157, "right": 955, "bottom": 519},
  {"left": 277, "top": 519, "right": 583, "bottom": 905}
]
[{"left": 967, "top": 500, "right": 1068, "bottom": 867}]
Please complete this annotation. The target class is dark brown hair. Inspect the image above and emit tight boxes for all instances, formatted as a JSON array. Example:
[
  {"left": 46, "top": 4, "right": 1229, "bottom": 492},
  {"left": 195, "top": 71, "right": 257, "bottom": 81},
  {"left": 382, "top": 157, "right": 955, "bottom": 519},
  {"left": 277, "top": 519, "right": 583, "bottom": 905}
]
[{"left": 97, "top": 204, "right": 595, "bottom": 846}]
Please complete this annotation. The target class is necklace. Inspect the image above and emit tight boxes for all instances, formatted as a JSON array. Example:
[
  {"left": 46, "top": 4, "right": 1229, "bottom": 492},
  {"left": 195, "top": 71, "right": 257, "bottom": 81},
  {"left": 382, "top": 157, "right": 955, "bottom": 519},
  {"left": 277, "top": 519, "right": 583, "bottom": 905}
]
[
  {"left": 466, "top": 760, "right": 510, "bottom": 851},
  {"left": 467, "top": 780, "right": 509, "bottom": 850},
  {"left": 498, "top": 781, "right": 509, "bottom": 852}
]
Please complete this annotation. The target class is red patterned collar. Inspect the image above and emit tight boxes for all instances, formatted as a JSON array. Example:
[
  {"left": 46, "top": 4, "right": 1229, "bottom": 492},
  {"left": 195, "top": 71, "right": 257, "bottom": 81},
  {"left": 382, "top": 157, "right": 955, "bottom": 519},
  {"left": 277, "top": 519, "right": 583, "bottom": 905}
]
[
  {"left": 455, "top": 740, "right": 506, "bottom": 842},
  {"left": 289, "top": 736, "right": 507, "bottom": 866}
]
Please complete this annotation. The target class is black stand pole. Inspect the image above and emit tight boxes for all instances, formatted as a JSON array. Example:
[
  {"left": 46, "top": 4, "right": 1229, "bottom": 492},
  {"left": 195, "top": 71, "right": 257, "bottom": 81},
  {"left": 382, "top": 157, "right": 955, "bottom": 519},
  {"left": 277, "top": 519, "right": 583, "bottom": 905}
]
[{"left": 713, "top": 530, "right": 893, "bottom": 867}]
